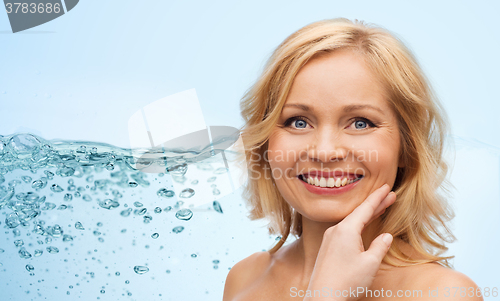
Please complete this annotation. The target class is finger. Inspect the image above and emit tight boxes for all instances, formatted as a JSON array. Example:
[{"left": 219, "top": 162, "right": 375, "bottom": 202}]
[
  {"left": 364, "top": 233, "right": 393, "bottom": 263},
  {"left": 373, "top": 191, "right": 396, "bottom": 216},
  {"left": 361, "top": 192, "right": 396, "bottom": 234},
  {"left": 342, "top": 184, "right": 392, "bottom": 233}
]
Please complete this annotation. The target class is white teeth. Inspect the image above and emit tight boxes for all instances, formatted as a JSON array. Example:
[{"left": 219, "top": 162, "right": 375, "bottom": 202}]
[{"left": 303, "top": 175, "right": 360, "bottom": 188}]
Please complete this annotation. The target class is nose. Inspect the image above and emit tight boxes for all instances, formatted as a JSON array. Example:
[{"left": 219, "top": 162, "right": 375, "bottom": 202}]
[{"left": 306, "top": 128, "right": 348, "bottom": 163}]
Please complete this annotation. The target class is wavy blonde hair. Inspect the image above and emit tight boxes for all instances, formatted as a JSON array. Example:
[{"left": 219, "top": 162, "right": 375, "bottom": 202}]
[{"left": 237, "top": 18, "right": 455, "bottom": 267}]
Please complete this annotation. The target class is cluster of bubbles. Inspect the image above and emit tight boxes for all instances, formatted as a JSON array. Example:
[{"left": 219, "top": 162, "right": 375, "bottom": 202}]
[{"left": 0, "top": 133, "right": 229, "bottom": 299}]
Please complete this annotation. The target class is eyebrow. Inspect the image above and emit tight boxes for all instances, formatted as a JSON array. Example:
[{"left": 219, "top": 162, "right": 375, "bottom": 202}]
[{"left": 283, "top": 103, "right": 384, "bottom": 114}]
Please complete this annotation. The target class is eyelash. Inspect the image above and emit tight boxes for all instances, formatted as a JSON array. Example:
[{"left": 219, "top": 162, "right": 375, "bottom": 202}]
[{"left": 282, "top": 116, "right": 378, "bottom": 130}]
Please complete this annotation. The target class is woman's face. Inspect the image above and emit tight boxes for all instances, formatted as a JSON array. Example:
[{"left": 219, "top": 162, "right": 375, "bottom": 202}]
[{"left": 267, "top": 50, "right": 403, "bottom": 223}]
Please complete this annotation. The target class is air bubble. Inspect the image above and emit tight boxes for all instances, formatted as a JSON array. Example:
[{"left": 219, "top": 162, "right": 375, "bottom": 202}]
[
  {"left": 157, "top": 188, "right": 174, "bottom": 198},
  {"left": 213, "top": 201, "right": 223, "bottom": 213},
  {"left": 135, "top": 208, "right": 147, "bottom": 215},
  {"left": 46, "top": 246, "right": 59, "bottom": 254},
  {"left": 98, "top": 199, "right": 120, "bottom": 210},
  {"left": 50, "top": 184, "right": 64, "bottom": 193},
  {"left": 120, "top": 208, "right": 132, "bottom": 217},
  {"left": 175, "top": 209, "right": 193, "bottom": 221},
  {"left": 133, "top": 266, "right": 149, "bottom": 275},
  {"left": 56, "top": 166, "right": 75, "bottom": 177},
  {"left": 172, "top": 226, "right": 184, "bottom": 234},
  {"left": 18, "top": 247, "right": 32, "bottom": 259},
  {"left": 75, "top": 222, "right": 85, "bottom": 230},
  {"left": 179, "top": 188, "right": 195, "bottom": 198},
  {"left": 166, "top": 163, "right": 188, "bottom": 176},
  {"left": 21, "top": 176, "right": 32, "bottom": 183},
  {"left": 44, "top": 170, "right": 54, "bottom": 180}
]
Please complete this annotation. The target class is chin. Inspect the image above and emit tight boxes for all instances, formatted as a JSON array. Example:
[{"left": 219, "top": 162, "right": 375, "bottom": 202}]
[{"left": 300, "top": 207, "right": 354, "bottom": 224}]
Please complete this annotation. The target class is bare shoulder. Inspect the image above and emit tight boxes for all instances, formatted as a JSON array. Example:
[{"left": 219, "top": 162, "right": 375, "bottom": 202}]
[
  {"left": 222, "top": 251, "right": 272, "bottom": 301},
  {"left": 413, "top": 263, "right": 483, "bottom": 301}
]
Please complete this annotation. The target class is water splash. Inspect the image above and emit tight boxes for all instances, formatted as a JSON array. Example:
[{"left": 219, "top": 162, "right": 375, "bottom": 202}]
[{"left": 0, "top": 132, "right": 244, "bottom": 299}]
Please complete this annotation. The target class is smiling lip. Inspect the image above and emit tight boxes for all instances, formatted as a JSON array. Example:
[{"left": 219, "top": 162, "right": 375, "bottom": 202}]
[
  {"left": 300, "top": 170, "right": 363, "bottom": 179},
  {"left": 298, "top": 174, "right": 362, "bottom": 195}
]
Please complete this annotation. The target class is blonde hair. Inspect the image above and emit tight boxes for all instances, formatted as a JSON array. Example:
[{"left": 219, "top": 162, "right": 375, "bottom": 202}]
[{"left": 238, "top": 18, "right": 455, "bottom": 267}]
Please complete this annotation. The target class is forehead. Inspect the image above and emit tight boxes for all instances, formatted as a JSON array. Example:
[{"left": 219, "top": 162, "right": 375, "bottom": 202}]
[{"left": 285, "top": 50, "right": 389, "bottom": 111}]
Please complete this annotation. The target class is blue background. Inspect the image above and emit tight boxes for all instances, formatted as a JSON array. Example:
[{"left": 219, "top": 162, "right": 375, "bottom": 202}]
[{"left": 1, "top": 0, "right": 499, "bottom": 300}]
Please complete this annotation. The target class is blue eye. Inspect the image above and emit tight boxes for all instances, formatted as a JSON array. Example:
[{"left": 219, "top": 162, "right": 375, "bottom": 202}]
[
  {"left": 293, "top": 119, "right": 307, "bottom": 128},
  {"left": 354, "top": 120, "right": 367, "bottom": 129},
  {"left": 351, "top": 118, "right": 376, "bottom": 130},
  {"left": 283, "top": 116, "right": 309, "bottom": 129}
]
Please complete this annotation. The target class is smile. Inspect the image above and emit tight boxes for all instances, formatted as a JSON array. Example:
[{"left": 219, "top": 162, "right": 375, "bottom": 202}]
[
  {"left": 299, "top": 175, "right": 363, "bottom": 188},
  {"left": 297, "top": 174, "right": 364, "bottom": 195}
]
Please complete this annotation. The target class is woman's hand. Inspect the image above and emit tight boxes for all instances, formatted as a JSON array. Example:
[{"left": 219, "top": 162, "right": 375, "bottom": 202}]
[{"left": 305, "top": 183, "right": 396, "bottom": 301}]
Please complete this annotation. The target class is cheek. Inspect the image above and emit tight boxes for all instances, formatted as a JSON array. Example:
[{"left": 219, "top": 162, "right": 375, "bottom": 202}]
[
  {"left": 267, "top": 133, "right": 287, "bottom": 179},
  {"left": 267, "top": 130, "right": 283, "bottom": 153},
  {"left": 267, "top": 134, "right": 281, "bottom": 166},
  {"left": 348, "top": 132, "right": 400, "bottom": 170},
  {"left": 267, "top": 131, "right": 300, "bottom": 165}
]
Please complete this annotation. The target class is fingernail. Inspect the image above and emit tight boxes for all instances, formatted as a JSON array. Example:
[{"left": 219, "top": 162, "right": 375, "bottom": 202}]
[{"left": 382, "top": 233, "right": 393, "bottom": 246}]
